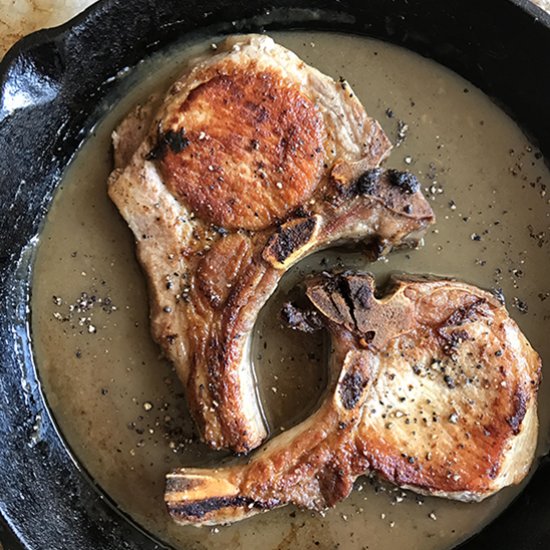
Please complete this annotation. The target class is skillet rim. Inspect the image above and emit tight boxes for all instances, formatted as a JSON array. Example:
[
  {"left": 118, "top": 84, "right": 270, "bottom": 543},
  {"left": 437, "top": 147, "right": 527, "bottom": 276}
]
[{"left": 1, "top": 0, "right": 550, "bottom": 548}]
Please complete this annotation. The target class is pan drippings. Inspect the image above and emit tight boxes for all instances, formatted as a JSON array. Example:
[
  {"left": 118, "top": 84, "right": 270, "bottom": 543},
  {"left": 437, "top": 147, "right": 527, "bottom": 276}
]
[{"left": 31, "top": 31, "right": 550, "bottom": 550}]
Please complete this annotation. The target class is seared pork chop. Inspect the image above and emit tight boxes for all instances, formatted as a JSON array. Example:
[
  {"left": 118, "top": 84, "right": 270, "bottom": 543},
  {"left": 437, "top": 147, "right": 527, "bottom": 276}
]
[
  {"left": 165, "top": 272, "right": 541, "bottom": 526},
  {"left": 108, "top": 34, "right": 435, "bottom": 453}
]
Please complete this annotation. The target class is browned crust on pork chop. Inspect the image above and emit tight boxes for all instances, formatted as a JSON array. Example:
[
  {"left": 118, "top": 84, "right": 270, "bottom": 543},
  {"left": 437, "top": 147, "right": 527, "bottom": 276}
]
[
  {"left": 108, "top": 34, "right": 433, "bottom": 453},
  {"left": 311, "top": 274, "right": 541, "bottom": 495},
  {"left": 182, "top": 173, "right": 434, "bottom": 451},
  {"left": 165, "top": 273, "right": 541, "bottom": 526},
  {"left": 157, "top": 65, "right": 326, "bottom": 231}
]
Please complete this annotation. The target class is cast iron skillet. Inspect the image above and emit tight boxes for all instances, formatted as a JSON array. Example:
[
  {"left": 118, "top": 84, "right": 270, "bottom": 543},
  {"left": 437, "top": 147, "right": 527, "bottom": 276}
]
[{"left": 1, "top": 0, "right": 550, "bottom": 548}]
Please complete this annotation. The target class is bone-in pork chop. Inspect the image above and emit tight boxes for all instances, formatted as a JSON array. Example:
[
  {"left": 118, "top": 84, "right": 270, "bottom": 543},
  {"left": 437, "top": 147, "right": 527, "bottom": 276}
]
[
  {"left": 108, "top": 34, "right": 435, "bottom": 453},
  {"left": 165, "top": 272, "right": 541, "bottom": 526}
]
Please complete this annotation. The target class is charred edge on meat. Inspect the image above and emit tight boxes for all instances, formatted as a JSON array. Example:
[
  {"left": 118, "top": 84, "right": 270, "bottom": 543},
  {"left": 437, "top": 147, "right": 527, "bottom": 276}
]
[
  {"left": 355, "top": 168, "right": 383, "bottom": 195},
  {"left": 443, "top": 298, "right": 487, "bottom": 328},
  {"left": 291, "top": 205, "right": 311, "bottom": 219},
  {"left": 331, "top": 168, "right": 383, "bottom": 201},
  {"left": 167, "top": 496, "right": 278, "bottom": 519},
  {"left": 437, "top": 298, "right": 486, "bottom": 354},
  {"left": 265, "top": 217, "right": 317, "bottom": 264},
  {"left": 507, "top": 388, "right": 528, "bottom": 435},
  {"left": 346, "top": 275, "right": 374, "bottom": 310},
  {"left": 146, "top": 128, "right": 190, "bottom": 160},
  {"left": 339, "top": 371, "right": 368, "bottom": 409},
  {"left": 280, "top": 302, "right": 324, "bottom": 333},
  {"left": 335, "top": 274, "right": 374, "bottom": 332},
  {"left": 307, "top": 273, "right": 374, "bottom": 334},
  {"left": 387, "top": 169, "right": 420, "bottom": 194}
]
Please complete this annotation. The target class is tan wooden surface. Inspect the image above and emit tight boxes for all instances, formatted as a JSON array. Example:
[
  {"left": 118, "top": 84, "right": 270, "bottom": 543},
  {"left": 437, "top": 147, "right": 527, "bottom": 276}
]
[{"left": 0, "top": 0, "right": 97, "bottom": 56}]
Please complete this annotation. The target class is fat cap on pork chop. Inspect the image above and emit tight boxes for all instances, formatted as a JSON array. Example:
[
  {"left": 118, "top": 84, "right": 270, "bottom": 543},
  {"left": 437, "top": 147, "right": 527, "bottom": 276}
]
[
  {"left": 165, "top": 272, "right": 541, "bottom": 526},
  {"left": 108, "top": 34, "right": 434, "bottom": 453}
]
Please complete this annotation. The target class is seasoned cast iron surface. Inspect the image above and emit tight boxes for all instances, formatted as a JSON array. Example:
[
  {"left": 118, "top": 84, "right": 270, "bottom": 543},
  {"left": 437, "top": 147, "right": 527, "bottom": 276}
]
[{"left": 0, "top": 0, "right": 549, "bottom": 548}]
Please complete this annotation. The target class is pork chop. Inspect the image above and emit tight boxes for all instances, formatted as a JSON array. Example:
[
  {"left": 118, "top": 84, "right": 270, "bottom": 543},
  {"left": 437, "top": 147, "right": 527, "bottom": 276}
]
[
  {"left": 165, "top": 272, "right": 541, "bottom": 526},
  {"left": 108, "top": 34, "right": 435, "bottom": 453}
]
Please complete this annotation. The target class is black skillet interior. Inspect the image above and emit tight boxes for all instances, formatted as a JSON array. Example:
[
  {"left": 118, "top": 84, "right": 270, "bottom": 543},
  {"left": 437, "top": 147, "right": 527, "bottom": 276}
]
[{"left": 1, "top": 0, "right": 550, "bottom": 548}]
